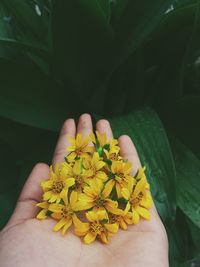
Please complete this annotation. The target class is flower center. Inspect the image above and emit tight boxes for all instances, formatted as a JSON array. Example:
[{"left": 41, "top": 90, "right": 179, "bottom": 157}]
[
  {"left": 61, "top": 207, "right": 72, "bottom": 219},
  {"left": 118, "top": 173, "right": 125, "bottom": 179},
  {"left": 109, "top": 213, "right": 119, "bottom": 224},
  {"left": 52, "top": 181, "right": 63, "bottom": 193},
  {"left": 109, "top": 153, "right": 118, "bottom": 161},
  {"left": 130, "top": 192, "right": 143, "bottom": 206},
  {"left": 95, "top": 196, "right": 106, "bottom": 207},
  {"left": 90, "top": 223, "right": 104, "bottom": 235},
  {"left": 74, "top": 175, "right": 83, "bottom": 185}
]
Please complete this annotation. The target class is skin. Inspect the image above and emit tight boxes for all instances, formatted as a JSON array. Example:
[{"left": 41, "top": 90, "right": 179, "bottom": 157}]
[{"left": 0, "top": 114, "right": 169, "bottom": 267}]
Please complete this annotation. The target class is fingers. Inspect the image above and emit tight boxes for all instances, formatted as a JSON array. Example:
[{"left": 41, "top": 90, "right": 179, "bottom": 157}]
[
  {"left": 118, "top": 135, "right": 141, "bottom": 176},
  {"left": 96, "top": 119, "right": 113, "bottom": 141},
  {"left": 52, "top": 118, "right": 76, "bottom": 164},
  {"left": 77, "top": 113, "right": 93, "bottom": 138},
  {"left": 7, "top": 163, "right": 50, "bottom": 225}
]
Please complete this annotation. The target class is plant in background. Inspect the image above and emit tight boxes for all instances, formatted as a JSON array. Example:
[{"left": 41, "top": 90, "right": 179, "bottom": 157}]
[{"left": 0, "top": 0, "right": 200, "bottom": 265}]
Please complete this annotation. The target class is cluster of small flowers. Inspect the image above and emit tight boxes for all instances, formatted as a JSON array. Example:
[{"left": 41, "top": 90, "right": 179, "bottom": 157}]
[{"left": 36, "top": 131, "right": 153, "bottom": 244}]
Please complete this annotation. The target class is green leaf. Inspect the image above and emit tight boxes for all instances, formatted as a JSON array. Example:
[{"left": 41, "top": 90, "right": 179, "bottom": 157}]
[
  {"left": 2, "top": 0, "right": 49, "bottom": 44},
  {"left": 0, "top": 37, "right": 49, "bottom": 61},
  {"left": 0, "top": 58, "right": 79, "bottom": 131},
  {"left": 51, "top": 0, "right": 114, "bottom": 101},
  {"left": 165, "top": 96, "right": 200, "bottom": 159},
  {"left": 96, "top": 0, "right": 111, "bottom": 22},
  {"left": 171, "top": 138, "right": 200, "bottom": 228},
  {"left": 168, "top": 209, "right": 197, "bottom": 267},
  {"left": 108, "top": 107, "right": 176, "bottom": 227},
  {"left": 101, "top": 218, "right": 108, "bottom": 224},
  {"left": 109, "top": 0, "right": 176, "bottom": 70}
]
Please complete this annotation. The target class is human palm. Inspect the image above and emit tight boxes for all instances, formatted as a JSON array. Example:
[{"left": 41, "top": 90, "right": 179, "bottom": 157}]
[{"left": 0, "top": 114, "right": 168, "bottom": 267}]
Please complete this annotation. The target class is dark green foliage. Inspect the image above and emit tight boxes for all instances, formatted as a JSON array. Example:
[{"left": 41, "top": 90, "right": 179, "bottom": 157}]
[{"left": 0, "top": 0, "right": 200, "bottom": 265}]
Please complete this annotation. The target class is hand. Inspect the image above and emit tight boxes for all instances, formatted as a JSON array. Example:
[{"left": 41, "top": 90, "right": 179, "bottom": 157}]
[{"left": 0, "top": 114, "right": 169, "bottom": 267}]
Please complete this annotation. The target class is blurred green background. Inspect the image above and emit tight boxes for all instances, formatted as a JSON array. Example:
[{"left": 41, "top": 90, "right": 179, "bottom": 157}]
[{"left": 0, "top": 1, "right": 200, "bottom": 266}]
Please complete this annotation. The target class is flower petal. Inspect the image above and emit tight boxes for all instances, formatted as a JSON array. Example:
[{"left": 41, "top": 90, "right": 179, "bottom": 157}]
[
  {"left": 70, "top": 190, "right": 78, "bottom": 207},
  {"left": 132, "top": 210, "right": 140, "bottom": 224},
  {"left": 61, "top": 219, "right": 72, "bottom": 236},
  {"left": 103, "top": 180, "right": 115, "bottom": 198},
  {"left": 36, "top": 209, "right": 47, "bottom": 219},
  {"left": 119, "top": 218, "right": 127, "bottom": 230},
  {"left": 53, "top": 218, "right": 68, "bottom": 232},
  {"left": 100, "top": 232, "right": 109, "bottom": 244},
  {"left": 121, "top": 188, "right": 130, "bottom": 200},
  {"left": 84, "top": 232, "right": 97, "bottom": 244},
  {"left": 104, "top": 223, "right": 118, "bottom": 233},
  {"left": 135, "top": 206, "right": 151, "bottom": 220},
  {"left": 48, "top": 203, "right": 63, "bottom": 213},
  {"left": 36, "top": 202, "right": 49, "bottom": 209},
  {"left": 73, "top": 214, "right": 90, "bottom": 232}
]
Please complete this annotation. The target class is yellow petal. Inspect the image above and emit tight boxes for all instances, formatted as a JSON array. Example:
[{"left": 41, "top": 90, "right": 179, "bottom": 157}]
[
  {"left": 100, "top": 232, "right": 109, "bottom": 244},
  {"left": 103, "top": 180, "right": 115, "bottom": 198},
  {"left": 140, "top": 195, "right": 153, "bottom": 209},
  {"left": 135, "top": 206, "right": 151, "bottom": 220},
  {"left": 104, "top": 223, "right": 118, "bottom": 233},
  {"left": 124, "top": 161, "right": 133, "bottom": 174},
  {"left": 90, "top": 179, "right": 103, "bottom": 196},
  {"left": 73, "top": 161, "right": 81, "bottom": 175},
  {"left": 121, "top": 188, "right": 130, "bottom": 200},
  {"left": 86, "top": 210, "right": 98, "bottom": 222},
  {"left": 119, "top": 218, "right": 127, "bottom": 230},
  {"left": 95, "top": 161, "right": 105, "bottom": 170},
  {"left": 68, "top": 136, "right": 76, "bottom": 146},
  {"left": 116, "top": 183, "right": 122, "bottom": 198},
  {"left": 67, "top": 146, "right": 76, "bottom": 152},
  {"left": 89, "top": 132, "right": 96, "bottom": 143},
  {"left": 53, "top": 218, "right": 68, "bottom": 232},
  {"left": 73, "top": 214, "right": 90, "bottom": 232},
  {"left": 95, "top": 171, "right": 108, "bottom": 181},
  {"left": 61, "top": 219, "right": 72, "bottom": 236},
  {"left": 96, "top": 209, "right": 108, "bottom": 221},
  {"left": 51, "top": 212, "right": 63, "bottom": 220},
  {"left": 43, "top": 191, "right": 53, "bottom": 201},
  {"left": 133, "top": 178, "right": 146, "bottom": 198},
  {"left": 48, "top": 203, "right": 63, "bottom": 213},
  {"left": 70, "top": 190, "right": 78, "bottom": 207},
  {"left": 84, "top": 232, "right": 97, "bottom": 244},
  {"left": 132, "top": 210, "right": 140, "bottom": 224},
  {"left": 60, "top": 189, "right": 69, "bottom": 205},
  {"left": 67, "top": 152, "right": 76, "bottom": 161},
  {"left": 36, "top": 209, "right": 47, "bottom": 220},
  {"left": 123, "top": 202, "right": 131, "bottom": 215},
  {"left": 106, "top": 199, "right": 118, "bottom": 209},
  {"left": 36, "top": 202, "right": 49, "bottom": 209}
]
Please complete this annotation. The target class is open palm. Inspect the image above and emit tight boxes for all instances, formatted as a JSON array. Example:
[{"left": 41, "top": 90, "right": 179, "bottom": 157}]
[{"left": 0, "top": 114, "right": 168, "bottom": 267}]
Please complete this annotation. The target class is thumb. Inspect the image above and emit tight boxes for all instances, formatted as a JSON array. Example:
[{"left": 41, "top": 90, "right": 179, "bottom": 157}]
[{"left": 6, "top": 163, "right": 49, "bottom": 227}]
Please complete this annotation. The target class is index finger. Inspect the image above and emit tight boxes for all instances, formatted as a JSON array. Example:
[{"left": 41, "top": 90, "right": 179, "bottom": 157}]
[{"left": 52, "top": 118, "right": 76, "bottom": 164}]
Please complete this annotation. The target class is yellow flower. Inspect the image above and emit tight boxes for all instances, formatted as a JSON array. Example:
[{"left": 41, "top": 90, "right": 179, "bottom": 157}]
[
  {"left": 67, "top": 133, "right": 94, "bottom": 161},
  {"left": 79, "top": 179, "right": 118, "bottom": 213},
  {"left": 73, "top": 209, "right": 118, "bottom": 244},
  {"left": 108, "top": 202, "right": 133, "bottom": 230},
  {"left": 90, "top": 131, "right": 107, "bottom": 147},
  {"left": 121, "top": 176, "right": 153, "bottom": 224},
  {"left": 41, "top": 164, "right": 75, "bottom": 203},
  {"left": 83, "top": 152, "right": 108, "bottom": 181},
  {"left": 106, "top": 161, "right": 134, "bottom": 198},
  {"left": 103, "top": 139, "right": 122, "bottom": 161},
  {"left": 61, "top": 160, "right": 87, "bottom": 192},
  {"left": 48, "top": 190, "right": 83, "bottom": 236},
  {"left": 36, "top": 202, "right": 50, "bottom": 219}
]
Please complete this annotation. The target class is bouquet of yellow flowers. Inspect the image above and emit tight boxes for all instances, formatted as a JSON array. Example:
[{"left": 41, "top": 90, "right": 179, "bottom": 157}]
[{"left": 36, "top": 132, "right": 153, "bottom": 244}]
